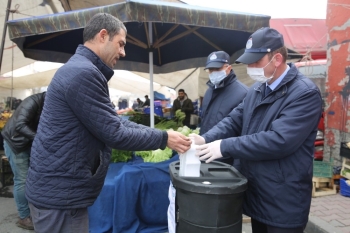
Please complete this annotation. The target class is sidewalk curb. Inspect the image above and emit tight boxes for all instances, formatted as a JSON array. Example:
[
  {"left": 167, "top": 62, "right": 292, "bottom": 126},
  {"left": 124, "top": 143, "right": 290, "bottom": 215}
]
[{"left": 305, "top": 216, "right": 343, "bottom": 233}]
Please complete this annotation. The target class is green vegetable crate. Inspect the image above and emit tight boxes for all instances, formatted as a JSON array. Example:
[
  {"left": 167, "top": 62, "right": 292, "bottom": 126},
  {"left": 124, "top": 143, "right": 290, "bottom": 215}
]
[
  {"left": 313, "top": 158, "right": 333, "bottom": 178},
  {"left": 341, "top": 158, "right": 350, "bottom": 180}
]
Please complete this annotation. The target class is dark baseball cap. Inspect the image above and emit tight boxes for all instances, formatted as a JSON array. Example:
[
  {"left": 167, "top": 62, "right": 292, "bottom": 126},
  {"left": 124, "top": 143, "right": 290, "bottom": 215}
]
[
  {"left": 204, "top": 51, "right": 230, "bottom": 70},
  {"left": 236, "top": 27, "right": 284, "bottom": 64}
]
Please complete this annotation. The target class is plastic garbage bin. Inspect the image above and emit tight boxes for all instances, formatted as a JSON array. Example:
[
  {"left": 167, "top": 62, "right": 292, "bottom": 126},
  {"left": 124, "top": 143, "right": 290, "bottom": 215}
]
[{"left": 169, "top": 161, "right": 247, "bottom": 233}]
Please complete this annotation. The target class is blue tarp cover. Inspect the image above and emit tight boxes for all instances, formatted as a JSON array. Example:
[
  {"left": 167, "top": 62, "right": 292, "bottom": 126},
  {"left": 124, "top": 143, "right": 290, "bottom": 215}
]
[{"left": 88, "top": 155, "right": 179, "bottom": 233}]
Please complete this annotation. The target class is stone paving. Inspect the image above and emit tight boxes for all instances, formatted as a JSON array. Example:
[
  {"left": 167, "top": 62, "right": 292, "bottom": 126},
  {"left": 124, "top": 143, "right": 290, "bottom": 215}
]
[
  {"left": 1, "top": 186, "right": 350, "bottom": 233},
  {"left": 308, "top": 193, "right": 350, "bottom": 233},
  {"left": 1, "top": 145, "right": 350, "bottom": 233}
]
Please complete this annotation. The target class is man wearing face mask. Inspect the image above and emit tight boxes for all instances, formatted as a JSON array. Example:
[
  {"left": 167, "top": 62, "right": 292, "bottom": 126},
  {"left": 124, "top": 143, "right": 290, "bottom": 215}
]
[
  {"left": 191, "top": 27, "right": 323, "bottom": 232},
  {"left": 200, "top": 51, "right": 248, "bottom": 165}
]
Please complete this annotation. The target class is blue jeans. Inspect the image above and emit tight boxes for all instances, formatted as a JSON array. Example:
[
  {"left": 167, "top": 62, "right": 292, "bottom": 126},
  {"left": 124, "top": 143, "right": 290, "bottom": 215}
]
[{"left": 3, "top": 140, "right": 30, "bottom": 219}]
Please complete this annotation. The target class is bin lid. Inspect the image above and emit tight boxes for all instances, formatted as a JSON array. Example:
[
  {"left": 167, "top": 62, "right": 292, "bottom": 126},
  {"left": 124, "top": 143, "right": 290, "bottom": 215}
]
[{"left": 169, "top": 161, "right": 247, "bottom": 195}]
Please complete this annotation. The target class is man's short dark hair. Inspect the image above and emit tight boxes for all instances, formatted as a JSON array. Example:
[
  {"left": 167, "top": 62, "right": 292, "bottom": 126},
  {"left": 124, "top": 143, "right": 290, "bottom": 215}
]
[
  {"left": 83, "top": 13, "right": 127, "bottom": 43},
  {"left": 145, "top": 95, "right": 148, "bottom": 98},
  {"left": 178, "top": 89, "right": 185, "bottom": 93}
]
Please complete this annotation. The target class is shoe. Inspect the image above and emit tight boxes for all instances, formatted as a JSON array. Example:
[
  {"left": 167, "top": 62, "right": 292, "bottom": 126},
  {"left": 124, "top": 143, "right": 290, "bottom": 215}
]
[{"left": 16, "top": 216, "right": 34, "bottom": 230}]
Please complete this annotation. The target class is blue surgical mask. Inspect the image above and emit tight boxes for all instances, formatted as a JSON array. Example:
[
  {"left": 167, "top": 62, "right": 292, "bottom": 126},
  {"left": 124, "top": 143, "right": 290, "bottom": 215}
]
[{"left": 209, "top": 69, "right": 227, "bottom": 86}]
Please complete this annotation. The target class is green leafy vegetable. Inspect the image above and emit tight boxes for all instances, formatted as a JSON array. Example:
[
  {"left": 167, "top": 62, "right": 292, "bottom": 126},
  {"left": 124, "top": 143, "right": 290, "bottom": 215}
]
[
  {"left": 175, "top": 110, "right": 186, "bottom": 127},
  {"left": 135, "top": 147, "right": 173, "bottom": 163},
  {"left": 111, "top": 149, "right": 133, "bottom": 163}
]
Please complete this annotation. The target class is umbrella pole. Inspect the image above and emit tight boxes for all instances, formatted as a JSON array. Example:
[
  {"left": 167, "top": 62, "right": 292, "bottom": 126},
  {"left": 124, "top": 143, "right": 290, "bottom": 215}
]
[
  {"left": 148, "top": 22, "right": 154, "bottom": 128},
  {"left": 0, "top": 0, "right": 12, "bottom": 74}
]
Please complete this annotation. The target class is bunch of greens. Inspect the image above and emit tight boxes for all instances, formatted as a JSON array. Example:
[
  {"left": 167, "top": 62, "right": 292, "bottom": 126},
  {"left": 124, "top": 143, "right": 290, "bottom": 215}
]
[
  {"left": 176, "top": 126, "right": 192, "bottom": 136},
  {"left": 154, "top": 119, "right": 179, "bottom": 131},
  {"left": 110, "top": 149, "right": 133, "bottom": 163},
  {"left": 110, "top": 113, "right": 200, "bottom": 163},
  {"left": 135, "top": 147, "right": 173, "bottom": 163},
  {"left": 128, "top": 112, "right": 163, "bottom": 125},
  {"left": 174, "top": 109, "right": 186, "bottom": 127}
]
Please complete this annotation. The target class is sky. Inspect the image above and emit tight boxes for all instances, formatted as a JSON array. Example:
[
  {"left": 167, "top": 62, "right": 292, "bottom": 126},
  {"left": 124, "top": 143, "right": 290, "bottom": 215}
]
[{"left": 181, "top": 0, "right": 327, "bottom": 19}]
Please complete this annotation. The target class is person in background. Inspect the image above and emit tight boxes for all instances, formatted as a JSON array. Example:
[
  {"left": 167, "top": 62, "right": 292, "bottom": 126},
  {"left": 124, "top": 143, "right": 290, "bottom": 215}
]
[
  {"left": 201, "top": 51, "right": 248, "bottom": 165},
  {"left": 142, "top": 95, "right": 150, "bottom": 107},
  {"left": 136, "top": 98, "right": 144, "bottom": 108},
  {"left": 192, "top": 27, "right": 323, "bottom": 233},
  {"left": 171, "top": 89, "right": 194, "bottom": 127},
  {"left": 1, "top": 92, "right": 46, "bottom": 230},
  {"left": 131, "top": 100, "right": 138, "bottom": 110},
  {"left": 25, "top": 13, "right": 191, "bottom": 233}
]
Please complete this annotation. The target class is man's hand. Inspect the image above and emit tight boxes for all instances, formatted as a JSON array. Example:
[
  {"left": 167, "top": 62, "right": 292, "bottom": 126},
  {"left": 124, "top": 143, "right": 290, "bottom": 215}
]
[
  {"left": 196, "top": 140, "right": 223, "bottom": 163},
  {"left": 167, "top": 131, "right": 191, "bottom": 154},
  {"left": 188, "top": 133, "right": 205, "bottom": 145}
]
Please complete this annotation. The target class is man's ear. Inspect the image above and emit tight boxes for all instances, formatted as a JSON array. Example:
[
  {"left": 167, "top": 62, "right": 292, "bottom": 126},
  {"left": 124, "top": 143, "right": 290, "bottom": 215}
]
[
  {"left": 98, "top": 29, "right": 108, "bottom": 42},
  {"left": 274, "top": 53, "right": 283, "bottom": 67},
  {"left": 227, "top": 64, "right": 232, "bottom": 73}
]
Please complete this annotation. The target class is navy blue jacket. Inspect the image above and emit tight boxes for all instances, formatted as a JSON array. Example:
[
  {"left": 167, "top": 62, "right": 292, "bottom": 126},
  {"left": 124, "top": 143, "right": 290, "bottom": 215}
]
[
  {"left": 26, "top": 45, "right": 168, "bottom": 209},
  {"left": 203, "top": 64, "right": 322, "bottom": 228},
  {"left": 200, "top": 70, "right": 248, "bottom": 135}
]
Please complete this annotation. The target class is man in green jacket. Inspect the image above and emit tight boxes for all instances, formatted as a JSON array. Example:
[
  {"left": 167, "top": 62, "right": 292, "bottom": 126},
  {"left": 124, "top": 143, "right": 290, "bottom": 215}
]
[{"left": 171, "top": 89, "right": 194, "bottom": 127}]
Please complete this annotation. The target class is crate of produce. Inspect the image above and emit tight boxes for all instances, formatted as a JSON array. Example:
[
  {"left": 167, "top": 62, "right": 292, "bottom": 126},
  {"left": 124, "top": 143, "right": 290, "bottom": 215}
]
[
  {"left": 0, "top": 172, "right": 14, "bottom": 187},
  {"left": 341, "top": 158, "right": 350, "bottom": 179},
  {"left": 340, "top": 142, "right": 350, "bottom": 159},
  {"left": 340, "top": 178, "right": 350, "bottom": 197},
  {"left": 313, "top": 158, "right": 333, "bottom": 178},
  {"left": 1, "top": 156, "right": 12, "bottom": 173},
  {"left": 1, "top": 156, "right": 14, "bottom": 187}
]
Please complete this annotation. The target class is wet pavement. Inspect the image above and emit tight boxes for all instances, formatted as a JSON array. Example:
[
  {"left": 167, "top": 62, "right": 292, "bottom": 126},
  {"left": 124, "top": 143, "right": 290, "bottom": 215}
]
[
  {"left": 1, "top": 144, "right": 349, "bottom": 233},
  {"left": 1, "top": 186, "right": 350, "bottom": 233}
]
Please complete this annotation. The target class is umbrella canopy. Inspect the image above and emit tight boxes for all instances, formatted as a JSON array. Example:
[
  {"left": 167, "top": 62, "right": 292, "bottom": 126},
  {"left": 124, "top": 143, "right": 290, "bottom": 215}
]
[
  {"left": 7, "top": 0, "right": 270, "bottom": 72},
  {"left": 7, "top": 0, "right": 270, "bottom": 126}
]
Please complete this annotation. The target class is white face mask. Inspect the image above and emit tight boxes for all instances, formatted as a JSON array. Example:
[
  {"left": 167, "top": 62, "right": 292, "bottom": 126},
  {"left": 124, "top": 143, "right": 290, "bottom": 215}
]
[
  {"left": 247, "top": 55, "right": 277, "bottom": 83},
  {"left": 209, "top": 69, "right": 227, "bottom": 86}
]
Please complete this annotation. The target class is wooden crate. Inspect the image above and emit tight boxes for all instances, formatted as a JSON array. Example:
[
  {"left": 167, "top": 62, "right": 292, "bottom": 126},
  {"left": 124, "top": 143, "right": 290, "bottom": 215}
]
[
  {"left": 1, "top": 156, "right": 14, "bottom": 187},
  {"left": 312, "top": 177, "right": 337, "bottom": 197}
]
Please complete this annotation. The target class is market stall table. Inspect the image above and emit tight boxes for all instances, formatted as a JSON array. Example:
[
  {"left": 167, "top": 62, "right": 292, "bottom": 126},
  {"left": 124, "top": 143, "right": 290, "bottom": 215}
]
[{"left": 88, "top": 155, "right": 179, "bottom": 233}]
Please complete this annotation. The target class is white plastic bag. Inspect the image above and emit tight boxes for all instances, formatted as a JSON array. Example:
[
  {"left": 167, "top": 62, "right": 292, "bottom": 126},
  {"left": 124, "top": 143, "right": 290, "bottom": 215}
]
[
  {"left": 167, "top": 181, "right": 176, "bottom": 233},
  {"left": 179, "top": 140, "right": 200, "bottom": 177}
]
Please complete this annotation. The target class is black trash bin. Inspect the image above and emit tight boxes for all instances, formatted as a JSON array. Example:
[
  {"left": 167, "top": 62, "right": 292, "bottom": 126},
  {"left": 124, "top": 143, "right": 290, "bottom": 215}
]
[{"left": 169, "top": 161, "right": 247, "bottom": 233}]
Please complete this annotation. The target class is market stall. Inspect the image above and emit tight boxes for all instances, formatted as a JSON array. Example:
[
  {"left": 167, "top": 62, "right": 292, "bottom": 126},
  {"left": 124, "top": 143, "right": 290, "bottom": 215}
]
[{"left": 88, "top": 155, "right": 179, "bottom": 233}]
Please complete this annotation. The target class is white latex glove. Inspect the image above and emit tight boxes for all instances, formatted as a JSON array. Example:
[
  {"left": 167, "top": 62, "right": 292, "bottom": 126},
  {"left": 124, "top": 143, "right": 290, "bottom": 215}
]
[
  {"left": 196, "top": 140, "right": 223, "bottom": 163},
  {"left": 188, "top": 133, "right": 205, "bottom": 145}
]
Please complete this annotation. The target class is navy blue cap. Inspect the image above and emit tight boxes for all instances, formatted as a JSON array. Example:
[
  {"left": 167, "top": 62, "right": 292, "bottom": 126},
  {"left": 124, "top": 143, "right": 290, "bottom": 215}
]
[
  {"left": 236, "top": 27, "right": 284, "bottom": 64},
  {"left": 204, "top": 51, "right": 230, "bottom": 70}
]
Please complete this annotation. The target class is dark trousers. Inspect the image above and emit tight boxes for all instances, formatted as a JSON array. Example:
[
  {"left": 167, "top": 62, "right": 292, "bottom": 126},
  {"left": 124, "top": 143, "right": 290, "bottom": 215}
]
[
  {"left": 29, "top": 203, "right": 89, "bottom": 233},
  {"left": 252, "top": 218, "right": 305, "bottom": 233}
]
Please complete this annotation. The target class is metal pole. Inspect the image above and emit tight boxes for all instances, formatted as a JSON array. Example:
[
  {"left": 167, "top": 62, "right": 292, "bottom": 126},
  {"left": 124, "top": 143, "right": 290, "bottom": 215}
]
[
  {"left": 148, "top": 22, "right": 154, "bottom": 128},
  {"left": 0, "top": 0, "right": 12, "bottom": 74}
]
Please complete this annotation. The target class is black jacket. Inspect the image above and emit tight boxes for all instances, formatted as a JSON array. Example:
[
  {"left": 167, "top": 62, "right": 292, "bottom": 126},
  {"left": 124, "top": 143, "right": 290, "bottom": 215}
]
[
  {"left": 142, "top": 98, "right": 150, "bottom": 107},
  {"left": 1, "top": 92, "right": 46, "bottom": 154}
]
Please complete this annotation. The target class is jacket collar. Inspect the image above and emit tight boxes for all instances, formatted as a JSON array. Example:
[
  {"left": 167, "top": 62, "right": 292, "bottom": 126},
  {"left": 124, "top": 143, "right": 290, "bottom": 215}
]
[
  {"left": 206, "top": 70, "right": 237, "bottom": 89},
  {"left": 254, "top": 63, "right": 298, "bottom": 103},
  {"left": 76, "top": 45, "right": 114, "bottom": 81},
  {"left": 177, "top": 95, "right": 188, "bottom": 101}
]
